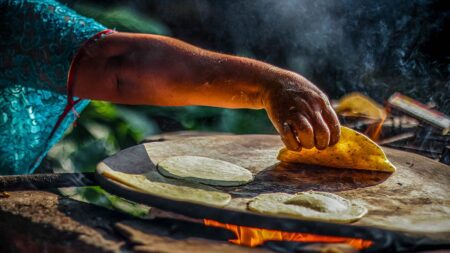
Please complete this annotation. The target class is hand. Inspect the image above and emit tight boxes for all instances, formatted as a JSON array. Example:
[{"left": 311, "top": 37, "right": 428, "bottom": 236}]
[{"left": 262, "top": 73, "right": 340, "bottom": 151}]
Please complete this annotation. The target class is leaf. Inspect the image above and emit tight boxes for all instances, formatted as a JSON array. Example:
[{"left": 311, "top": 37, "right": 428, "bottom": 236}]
[{"left": 72, "top": 3, "right": 171, "bottom": 35}]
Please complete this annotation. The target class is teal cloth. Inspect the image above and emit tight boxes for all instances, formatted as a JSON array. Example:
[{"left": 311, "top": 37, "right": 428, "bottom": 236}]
[{"left": 0, "top": 0, "right": 106, "bottom": 174}]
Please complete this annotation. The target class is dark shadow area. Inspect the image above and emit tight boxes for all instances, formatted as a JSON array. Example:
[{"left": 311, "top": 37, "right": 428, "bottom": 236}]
[
  {"left": 103, "top": 144, "right": 155, "bottom": 174},
  {"left": 232, "top": 162, "right": 391, "bottom": 196}
]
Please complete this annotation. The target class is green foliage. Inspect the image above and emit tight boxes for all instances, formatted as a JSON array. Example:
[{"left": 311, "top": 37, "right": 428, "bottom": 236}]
[
  {"left": 60, "top": 186, "right": 150, "bottom": 218},
  {"left": 137, "top": 105, "right": 275, "bottom": 134},
  {"left": 71, "top": 3, "right": 170, "bottom": 35},
  {"left": 48, "top": 101, "right": 159, "bottom": 217}
]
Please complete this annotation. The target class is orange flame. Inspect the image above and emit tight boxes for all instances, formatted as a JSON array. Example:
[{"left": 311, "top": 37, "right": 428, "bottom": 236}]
[
  {"left": 204, "top": 219, "right": 373, "bottom": 250},
  {"left": 366, "top": 110, "right": 387, "bottom": 141}
]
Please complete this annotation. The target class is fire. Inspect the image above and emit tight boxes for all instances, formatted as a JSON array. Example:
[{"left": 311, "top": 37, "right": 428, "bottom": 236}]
[
  {"left": 366, "top": 103, "right": 389, "bottom": 141},
  {"left": 204, "top": 219, "right": 373, "bottom": 250},
  {"left": 366, "top": 111, "right": 386, "bottom": 141}
]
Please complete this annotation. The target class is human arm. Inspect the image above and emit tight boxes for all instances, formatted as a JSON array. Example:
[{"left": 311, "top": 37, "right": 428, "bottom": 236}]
[{"left": 74, "top": 32, "right": 340, "bottom": 150}]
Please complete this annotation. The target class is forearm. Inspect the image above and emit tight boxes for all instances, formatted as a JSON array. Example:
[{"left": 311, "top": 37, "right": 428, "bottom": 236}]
[
  {"left": 74, "top": 32, "right": 340, "bottom": 150},
  {"left": 74, "top": 32, "right": 291, "bottom": 109}
]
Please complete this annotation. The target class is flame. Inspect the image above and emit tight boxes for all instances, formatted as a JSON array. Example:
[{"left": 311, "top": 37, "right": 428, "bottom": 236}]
[
  {"left": 204, "top": 219, "right": 373, "bottom": 250},
  {"left": 366, "top": 106, "right": 387, "bottom": 141}
]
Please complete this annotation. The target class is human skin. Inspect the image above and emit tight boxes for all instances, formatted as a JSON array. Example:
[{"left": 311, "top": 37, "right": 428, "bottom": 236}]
[{"left": 73, "top": 32, "right": 340, "bottom": 150}]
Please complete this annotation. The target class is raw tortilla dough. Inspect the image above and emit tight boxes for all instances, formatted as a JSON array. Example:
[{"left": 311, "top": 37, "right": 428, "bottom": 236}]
[
  {"left": 99, "top": 164, "right": 231, "bottom": 207},
  {"left": 248, "top": 191, "right": 367, "bottom": 223},
  {"left": 157, "top": 156, "right": 253, "bottom": 186},
  {"left": 278, "top": 126, "right": 396, "bottom": 172}
]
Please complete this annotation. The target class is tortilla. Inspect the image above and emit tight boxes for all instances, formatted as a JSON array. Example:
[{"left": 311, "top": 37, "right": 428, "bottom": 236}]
[
  {"left": 277, "top": 126, "right": 396, "bottom": 172},
  {"left": 157, "top": 156, "right": 253, "bottom": 186},
  {"left": 248, "top": 191, "right": 367, "bottom": 223},
  {"left": 335, "top": 92, "right": 386, "bottom": 120},
  {"left": 99, "top": 164, "right": 231, "bottom": 207}
]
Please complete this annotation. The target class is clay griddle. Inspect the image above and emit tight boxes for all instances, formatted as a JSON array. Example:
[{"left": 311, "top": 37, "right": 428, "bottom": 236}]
[{"left": 96, "top": 134, "right": 450, "bottom": 247}]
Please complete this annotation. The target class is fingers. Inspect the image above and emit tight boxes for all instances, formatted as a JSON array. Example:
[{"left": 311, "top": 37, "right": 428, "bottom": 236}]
[
  {"left": 291, "top": 115, "right": 314, "bottom": 149},
  {"left": 282, "top": 106, "right": 338, "bottom": 151},
  {"left": 266, "top": 80, "right": 340, "bottom": 151},
  {"left": 322, "top": 105, "right": 341, "bottom": 146},
  {"left": 280, "top": 122, "right": 301, "bottom": 151},
  {"left": 310, "top": 111, "right": 330, "bottom": 150}
]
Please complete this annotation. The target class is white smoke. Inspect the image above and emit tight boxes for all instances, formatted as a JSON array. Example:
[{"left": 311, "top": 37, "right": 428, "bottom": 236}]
[{"left": 186, "top": 0, "right": 450, "bottom": 112}]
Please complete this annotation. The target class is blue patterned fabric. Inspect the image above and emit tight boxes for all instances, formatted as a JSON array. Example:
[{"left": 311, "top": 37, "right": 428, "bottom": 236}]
[{"left": 0, "top": 0, "right": 106, "bottom": 174}]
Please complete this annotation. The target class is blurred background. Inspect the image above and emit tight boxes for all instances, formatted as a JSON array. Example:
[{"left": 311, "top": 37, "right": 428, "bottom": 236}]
[{"left": 39, "top": 0, "right": 449, "bottom": 214}]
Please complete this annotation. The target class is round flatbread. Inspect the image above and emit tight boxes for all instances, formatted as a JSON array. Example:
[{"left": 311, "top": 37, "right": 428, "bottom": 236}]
[
  {"left": 157, "top": 156, "right": 253, "bottom": 186},
  {"left": 99, "top": 164, "right": 231, "bottom": 207},
  {"left": 248, "top": 191, "right": 367, "bottom": 223},
  {"left": 278, "top": 126, "right": 396, "bottom": 172}
]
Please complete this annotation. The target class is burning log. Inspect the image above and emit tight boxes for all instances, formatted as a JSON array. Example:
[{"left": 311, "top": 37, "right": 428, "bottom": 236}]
[{"left": 387, "top": 93, "right": 450, "bottom": 134}]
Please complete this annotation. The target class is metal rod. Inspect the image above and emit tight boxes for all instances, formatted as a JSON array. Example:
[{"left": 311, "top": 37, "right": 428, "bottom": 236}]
[{"left": 0, "top": 172, "right": 96, "bottom": 191}]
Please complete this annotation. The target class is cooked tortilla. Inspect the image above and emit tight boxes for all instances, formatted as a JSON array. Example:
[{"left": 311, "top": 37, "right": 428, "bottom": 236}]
[
  {"left": 248, "top": 191, "right": 367, "bottom": 223},
  {"left": 278, "top": 126, "right": 396, "bottom": 172},
  {"left": 157, "top": 156, "right": 253, "bottom": 186},
  {"left": 99, "top": 164, "right": 231, "bottom": 207},
  {"left": 336, "top": 92, "right": 386, "bottom": 120}
]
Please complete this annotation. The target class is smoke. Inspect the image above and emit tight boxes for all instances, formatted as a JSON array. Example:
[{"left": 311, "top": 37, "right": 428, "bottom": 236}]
[
  {"left": 225, "top": 0, "right": 449, "bottom": 110},
  {"left": 151, "top": 0, "right": 449, "bottom": 113}
]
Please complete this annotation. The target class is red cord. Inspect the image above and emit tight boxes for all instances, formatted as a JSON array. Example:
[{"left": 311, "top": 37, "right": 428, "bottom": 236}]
[{"left": 47, "top": 29, "right": 116, "bottom": 140}]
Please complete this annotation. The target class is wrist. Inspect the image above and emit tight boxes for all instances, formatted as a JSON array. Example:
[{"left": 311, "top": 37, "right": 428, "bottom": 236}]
[{"left": 258, "top": 68, "right": 298, "bottom": 108}]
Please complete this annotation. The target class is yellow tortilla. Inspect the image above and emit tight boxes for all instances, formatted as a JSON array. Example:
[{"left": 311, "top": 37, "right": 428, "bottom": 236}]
[
  {"left": 248, "top": 191, "right": 367, "bottom": 223},
  {"left": 336, "top": 92, "right": 386, "bottom": 120},
  {"left": 98, "top": 164, "right": 231, "bottom": 207},
  {"left": 277, "top": 126, "right": 396, "bottom": 172},
  {"left": 157, "top": 156, "right": 253, "bottom": 186}
]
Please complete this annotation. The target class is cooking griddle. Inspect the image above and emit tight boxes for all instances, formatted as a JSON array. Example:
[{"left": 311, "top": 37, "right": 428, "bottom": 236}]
[{"left": 96, "top": 134, "right": 450, "bottom": 250}]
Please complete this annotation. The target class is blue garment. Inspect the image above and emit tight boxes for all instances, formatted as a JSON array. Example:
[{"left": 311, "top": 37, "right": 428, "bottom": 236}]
[{"left": 0, "top": 0, "right": 106, "bottom": 174}]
